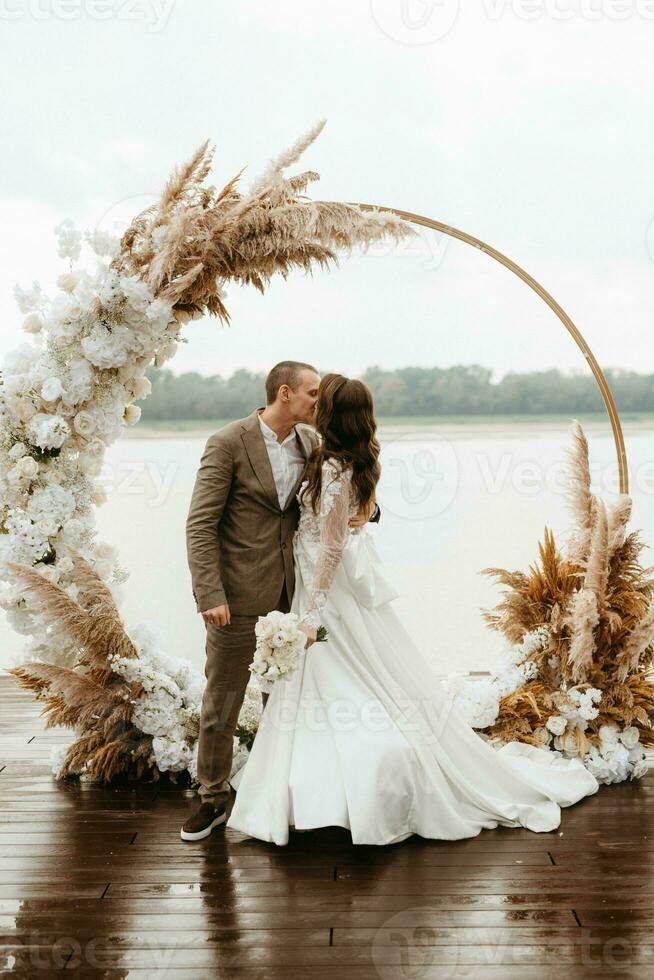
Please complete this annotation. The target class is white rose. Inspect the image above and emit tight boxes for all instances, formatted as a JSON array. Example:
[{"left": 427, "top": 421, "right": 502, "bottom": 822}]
[
  {"left": 36, "top": 518, "right": 59, "bottom": 536},
  {"left": 546, "top": 714, "right": 567, "bottom": 736},
  {"left": 16, "top": 455, "right": 38, "bottom": 479},
  {"left": 41, "top": 377, "right": 65, "bottom": 402},
  {"left": 56, "top": 272, "right": 79, "bottom": 293},
  {"left": 123, "top": 404, "right": 141, "bottom": 425},
  {"left": 22, "top": 313, "right": 43, "bottom": 334},
  {"left": 620, "top": 726, "right": 640, "bottom": 749},
  {"left": 73, "top": 411, "right": 97, "bottom": 436}
]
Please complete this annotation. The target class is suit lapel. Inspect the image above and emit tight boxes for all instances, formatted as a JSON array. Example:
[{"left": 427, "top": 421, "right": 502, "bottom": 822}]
[{"left": 241, "top": 409, "right": 280, "bottom": 511}]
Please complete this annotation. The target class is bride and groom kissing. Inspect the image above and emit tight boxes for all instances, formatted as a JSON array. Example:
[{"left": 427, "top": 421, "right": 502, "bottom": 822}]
[{"left": 182, "top": 360, "right": 598, "bottom": 846}]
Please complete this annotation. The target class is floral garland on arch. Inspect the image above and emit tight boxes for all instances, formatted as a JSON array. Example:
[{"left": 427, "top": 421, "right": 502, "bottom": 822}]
[
  {"left": 444, "top": 421, "right": 654, "bottom": 784},
  {"left": 0, "top": 121, "right": 416, "bottom": 783}
]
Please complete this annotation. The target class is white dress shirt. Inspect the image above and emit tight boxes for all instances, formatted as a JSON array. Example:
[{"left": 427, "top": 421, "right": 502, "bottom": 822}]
[{"left": 258, "top": 411, "right": 306, "bottom": 510}]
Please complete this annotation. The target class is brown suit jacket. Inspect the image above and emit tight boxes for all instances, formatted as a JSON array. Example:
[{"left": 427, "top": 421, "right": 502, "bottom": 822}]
[{"left": 186, "top": 407, "right": 321, "bottom": 616}]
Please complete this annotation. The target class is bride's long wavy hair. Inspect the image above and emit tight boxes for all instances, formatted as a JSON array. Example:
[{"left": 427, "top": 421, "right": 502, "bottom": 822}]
[{"left": 301, "top": 373, "right": 381, "bottom": 515}]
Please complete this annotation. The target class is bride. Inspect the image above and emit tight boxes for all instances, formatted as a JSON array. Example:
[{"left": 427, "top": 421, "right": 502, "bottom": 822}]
[{"left": 226, "top": 373, "right": 599, "bottom": 846}]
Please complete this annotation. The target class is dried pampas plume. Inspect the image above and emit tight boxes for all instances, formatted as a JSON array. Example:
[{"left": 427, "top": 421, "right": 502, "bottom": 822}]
[
  {"left": 479, "top": 419, "right": 654, "bottom": 751},
  {"left": 563, "top": 419, "right": 595, "bottom": 564},
  {"left": 111, "top": 119, "right": 417, "bottom": 325},
  {"left": 5, "top": 552, "right": 158, "bottom": 783}
]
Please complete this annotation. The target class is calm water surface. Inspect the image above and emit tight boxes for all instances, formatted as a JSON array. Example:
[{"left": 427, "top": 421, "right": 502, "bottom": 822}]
[{"left": 1, "top": 421, "right": 652, "bottom": 674}]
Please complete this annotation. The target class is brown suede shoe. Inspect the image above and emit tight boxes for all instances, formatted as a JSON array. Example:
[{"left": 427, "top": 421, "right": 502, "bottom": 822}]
[{"left": 180, "top": 801, "right": 226, "bottom": 841}]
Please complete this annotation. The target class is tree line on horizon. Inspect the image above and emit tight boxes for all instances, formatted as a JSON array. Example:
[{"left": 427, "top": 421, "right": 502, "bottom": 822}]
[{"left": 139, "top": 364, "right": 653, "bottom": 420}]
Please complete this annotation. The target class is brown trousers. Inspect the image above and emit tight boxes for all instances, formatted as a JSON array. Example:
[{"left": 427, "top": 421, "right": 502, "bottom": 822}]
[{"left": 196, "top": 582, "right": 291, "bottom": 807}]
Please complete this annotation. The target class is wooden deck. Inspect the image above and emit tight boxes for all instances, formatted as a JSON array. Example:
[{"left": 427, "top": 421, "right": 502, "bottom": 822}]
[{"left": 2, "top": 673, "right": 654, "bottom": 979}]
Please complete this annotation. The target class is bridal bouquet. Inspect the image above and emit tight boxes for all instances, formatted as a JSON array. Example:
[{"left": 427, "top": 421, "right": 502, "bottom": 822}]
[{"left": 250, "top": 610, "right": 327, "bottom": 692}]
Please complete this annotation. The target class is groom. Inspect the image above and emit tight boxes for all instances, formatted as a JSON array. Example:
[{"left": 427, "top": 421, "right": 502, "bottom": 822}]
[{"left": 181, "top": 360, "right": 380, "bottom": 841}]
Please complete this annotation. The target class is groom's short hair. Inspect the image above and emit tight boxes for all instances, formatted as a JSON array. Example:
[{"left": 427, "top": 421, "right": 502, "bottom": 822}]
[{"left": 265, "top": 361, "right": 318, "bottom": 404}]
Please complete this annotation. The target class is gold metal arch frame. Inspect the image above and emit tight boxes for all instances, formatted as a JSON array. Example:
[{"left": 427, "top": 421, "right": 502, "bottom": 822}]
[{"left": 351, "top": 203, "right": 629, "bottom": 496}]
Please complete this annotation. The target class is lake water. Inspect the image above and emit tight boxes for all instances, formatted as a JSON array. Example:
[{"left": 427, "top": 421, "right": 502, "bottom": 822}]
[{"left": 1, "top": 420, "right": 652, "bottom": 675}]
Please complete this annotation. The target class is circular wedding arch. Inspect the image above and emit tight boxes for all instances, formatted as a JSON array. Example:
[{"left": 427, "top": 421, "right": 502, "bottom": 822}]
[{"left": 351, "top": 203, "right": 629, "bottom": 496}]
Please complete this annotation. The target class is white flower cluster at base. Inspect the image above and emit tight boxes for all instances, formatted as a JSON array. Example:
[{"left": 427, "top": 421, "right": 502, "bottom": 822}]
[{"left": 442, "top": 626, "right": 648, "bottom": 785}]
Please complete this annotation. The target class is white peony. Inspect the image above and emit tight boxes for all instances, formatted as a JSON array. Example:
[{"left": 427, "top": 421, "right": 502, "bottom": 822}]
[
  {"left": 45, "top": 292, "right": 83, "bottom": 340},
  {"left": 27, "top": 412, "right": 70, "bottom": 450},
  {"left": 81, "top": 324, "right": 131, "bottom": 369}
]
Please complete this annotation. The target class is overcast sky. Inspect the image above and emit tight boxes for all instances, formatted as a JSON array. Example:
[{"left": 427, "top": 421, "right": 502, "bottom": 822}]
[{"left": 1, "top": 1, "right": 653, "bottom": 383}]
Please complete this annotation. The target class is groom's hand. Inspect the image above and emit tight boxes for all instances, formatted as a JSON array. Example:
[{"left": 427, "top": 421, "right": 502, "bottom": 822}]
[
  {"left": 349, "top": 498, "right": 377, "bottom": 528},
  {"left": 202, "top": 603, "right": 231, "bottom": 626}
]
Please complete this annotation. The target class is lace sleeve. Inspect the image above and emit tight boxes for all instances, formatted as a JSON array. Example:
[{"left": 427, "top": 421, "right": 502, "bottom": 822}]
[{"left": 300, "top": 462, "right": 352, "bottom": 630}]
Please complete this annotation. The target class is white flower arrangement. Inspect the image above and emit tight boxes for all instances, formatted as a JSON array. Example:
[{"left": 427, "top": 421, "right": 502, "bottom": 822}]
[
  {"left": 250, "top": 610, "right": 327, "bottom": 692},
  {"left": 445, "top": 627, "right": 647, "bottom": 784},
  {"left": 443, "top": 626, "right": 548, "bottom": 731},
  {"left": 0, "top": 222, "right": 180, "bottom": 667}
]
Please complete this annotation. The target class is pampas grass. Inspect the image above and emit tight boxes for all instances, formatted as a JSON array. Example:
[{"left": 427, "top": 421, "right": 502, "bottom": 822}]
[
  {"left": 480, "top": 418, "right": 654, "bottom": 753},
  {"left": 111, "top": 119, "right": 417, "bottom": 324},
  {"left": 6, "top": 550, "right": 158, "bottom": 783}
]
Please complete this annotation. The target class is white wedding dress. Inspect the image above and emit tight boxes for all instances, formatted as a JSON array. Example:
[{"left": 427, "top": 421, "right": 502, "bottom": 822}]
[{"left": 227, "top": 459, "right": 599, "bottom": 846}]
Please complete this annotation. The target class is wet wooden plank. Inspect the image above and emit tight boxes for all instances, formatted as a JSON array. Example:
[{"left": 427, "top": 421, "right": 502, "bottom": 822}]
[{"left": 2, "top": 671, "right": 654, "bottom": 980}]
